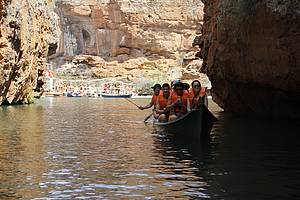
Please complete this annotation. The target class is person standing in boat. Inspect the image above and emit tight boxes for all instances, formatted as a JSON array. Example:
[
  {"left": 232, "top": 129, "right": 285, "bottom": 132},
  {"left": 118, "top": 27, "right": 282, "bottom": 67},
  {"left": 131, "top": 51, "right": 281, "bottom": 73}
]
[
  {"left": 190, "top": 80, "right": 207, "bottom": 109},
  {"left": 155, "top": 83, "right": 171, "bottom": 122},
  {"left": 139, "top": 84, "right": 161, "bottom": 110},
  {"left": 167, "top": 82, "right": 191, "bottom": 121}
]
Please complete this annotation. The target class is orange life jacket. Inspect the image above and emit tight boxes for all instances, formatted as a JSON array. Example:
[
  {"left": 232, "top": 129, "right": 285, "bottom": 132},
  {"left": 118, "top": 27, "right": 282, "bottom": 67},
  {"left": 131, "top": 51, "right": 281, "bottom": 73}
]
[
  {"left": 169, "top": 92, "right": 190, "bottom": 114},
  {"left": 156, "top": 93, "right": 169, "bottom": 110},
  {"left": 151, "top": 92, "right": 161, "bottom": 105},
  {"left": 200, "top": 87, "right": 207, "bottom": 97},
  {"left": 190, "top": 87, "right": 207, "bottom": 109}
]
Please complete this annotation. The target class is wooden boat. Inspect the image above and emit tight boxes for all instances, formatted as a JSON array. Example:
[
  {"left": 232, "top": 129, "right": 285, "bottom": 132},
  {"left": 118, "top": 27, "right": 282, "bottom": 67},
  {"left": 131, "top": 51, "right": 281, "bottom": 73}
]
[
  {"left": 101, "top": 93, "right": 132, "bottom": 98},
  {"left": 53, "top": 92, "right": 63, "bottom": 97},
  {"left": 66, "top": 92, "right": 83, "bottom": 97},
  {"left": 153, "top": 104, "right": 217, "bottom": 140}
]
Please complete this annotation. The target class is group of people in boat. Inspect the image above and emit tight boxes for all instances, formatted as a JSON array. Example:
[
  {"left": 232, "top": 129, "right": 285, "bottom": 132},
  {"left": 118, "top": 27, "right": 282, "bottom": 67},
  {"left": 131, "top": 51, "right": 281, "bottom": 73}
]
[{"left": 139, "top": 80, "right": 207, "bottom": 122}]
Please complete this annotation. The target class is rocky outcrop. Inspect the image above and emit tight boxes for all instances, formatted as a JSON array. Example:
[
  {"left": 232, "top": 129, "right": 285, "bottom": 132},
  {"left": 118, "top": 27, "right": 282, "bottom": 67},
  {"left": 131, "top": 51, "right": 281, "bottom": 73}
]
[
  {"left": 199, "top": 0, "right": 300, "bottom": 118},
  {"left": 56, "top": 54, "right": 180, "bottom": 83},
  {"left": 51, "top": 0, "right": 207, "bottom": 83},
  {"left": 0, "top": 0, "right": 59, "bottom": 104}
]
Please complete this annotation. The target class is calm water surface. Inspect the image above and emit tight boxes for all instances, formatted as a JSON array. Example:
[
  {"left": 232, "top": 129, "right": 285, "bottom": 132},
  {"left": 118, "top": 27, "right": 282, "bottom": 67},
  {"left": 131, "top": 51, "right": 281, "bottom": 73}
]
[{"left": 0, "top": 97, "right": 299, "bottom": 199}]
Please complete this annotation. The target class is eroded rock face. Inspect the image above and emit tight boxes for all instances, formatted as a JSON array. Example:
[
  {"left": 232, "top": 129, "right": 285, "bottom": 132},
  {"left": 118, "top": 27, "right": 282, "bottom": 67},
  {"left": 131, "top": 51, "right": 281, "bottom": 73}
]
[
  {"left": 51, "top": 0, "right": 206, "bottom": 82},
  {"left": 0, "top": 0, "right": 59, "bottom": 104},
  {"left": 199, "top": 0, "right": 300, "bottom": 118}
]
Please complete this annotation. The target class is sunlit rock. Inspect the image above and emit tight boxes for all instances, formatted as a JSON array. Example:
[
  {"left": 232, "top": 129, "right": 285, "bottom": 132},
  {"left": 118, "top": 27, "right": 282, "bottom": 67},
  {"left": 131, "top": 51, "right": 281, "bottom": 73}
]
[
  {"left": 0, "top": 0, "right": 59, "bottom": 104},
  {"left": 51, "top": 0, "right": 206, "bottom": 83}
]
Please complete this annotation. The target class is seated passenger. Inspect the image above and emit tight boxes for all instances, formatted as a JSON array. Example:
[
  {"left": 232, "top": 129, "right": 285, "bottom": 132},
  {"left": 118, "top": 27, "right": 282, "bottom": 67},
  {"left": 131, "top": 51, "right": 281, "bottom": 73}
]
[
  {"left": 155, "top": 83, "right": 171, "bottom": 122},
  {"left": 200, "top": 86, "right": 208, "bottom": 107},
  {"left": 168, "top": 82, "right": 191, "bottom": 121},
  {"left": 171, "top": 80, "right": 189, "bottom": 96},
  {"left": 190, "top": 80, "right": 206, "bottom": 109},
  {"left": 139, "top": 83, "right": 161, "bottom": 110},
  {"left": 170, "top": 80, "right": 180, "bottom": 97},
  {"left": 183, "top": 82, "right": 190, "bottom": 92}
]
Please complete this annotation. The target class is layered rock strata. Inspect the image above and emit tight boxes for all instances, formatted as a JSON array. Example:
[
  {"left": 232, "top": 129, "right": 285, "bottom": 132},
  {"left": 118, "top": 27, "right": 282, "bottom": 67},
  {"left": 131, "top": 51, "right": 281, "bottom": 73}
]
[
  {"left": 199, "top": 0, "right": 300, "bottom": 118},
  {"left": 0, "top": 0, "right": 59, "bottom": 104},
  {"left": 51, "top": 0, "right": 207, "bottom": 83}
]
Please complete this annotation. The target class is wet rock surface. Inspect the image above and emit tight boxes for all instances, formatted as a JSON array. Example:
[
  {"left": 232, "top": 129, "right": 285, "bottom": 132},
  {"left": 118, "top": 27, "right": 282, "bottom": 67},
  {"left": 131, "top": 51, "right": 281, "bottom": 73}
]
[
  {"left": 0, "top": 0, "right": 59, "bottom": 104},
  {"left": 199, "top": 0, "right": 300, "bottom": 118}
]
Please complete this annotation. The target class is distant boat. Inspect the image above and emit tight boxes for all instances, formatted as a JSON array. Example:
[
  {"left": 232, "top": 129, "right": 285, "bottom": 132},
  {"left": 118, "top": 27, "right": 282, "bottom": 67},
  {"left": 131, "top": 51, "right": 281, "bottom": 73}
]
[
  {"left": 67, "top": 92, "right": 83, "bottom": 97},
  {"left": 153, "top": 104, "right": 217, "bottom": 140},
  {"left": 87, "top": 93, "right": 99, "bottom": 98},
  {"left": 53, "top": 92, "right": 63, "bottom": 97},
  {"left": 44, "top": 92, "right": 63, "bottom": 97},
  {"left": 101, "top": 93, "right": 132, "bottom": 98}
]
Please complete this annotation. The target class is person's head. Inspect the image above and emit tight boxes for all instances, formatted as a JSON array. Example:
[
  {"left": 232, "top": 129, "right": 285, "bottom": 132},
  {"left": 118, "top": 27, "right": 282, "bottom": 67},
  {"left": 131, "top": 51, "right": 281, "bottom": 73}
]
[
  {"left": 191, "top": 80, "right": 201, "bottom": 93},
  {"left": 183, "top": 83, "right": 190, "bottom": 91},
  {"left": 151, "top": 83, "right": 161, "bottom": 95},
  {"left": 174, "top": 82, "right": 184, "bottom": 96},
  {"left": 171, "top": 80, "right": 181, "bottom": 89},
  {"left": 161, "top": 83, "right": 170, "bottom": 97}
]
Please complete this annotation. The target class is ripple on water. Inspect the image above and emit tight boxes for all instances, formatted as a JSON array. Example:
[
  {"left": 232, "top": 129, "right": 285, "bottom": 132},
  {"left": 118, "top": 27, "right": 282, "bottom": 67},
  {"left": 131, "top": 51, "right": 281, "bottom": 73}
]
[{"left": 0, "top": 98, "right": 299, "bottom": 199}]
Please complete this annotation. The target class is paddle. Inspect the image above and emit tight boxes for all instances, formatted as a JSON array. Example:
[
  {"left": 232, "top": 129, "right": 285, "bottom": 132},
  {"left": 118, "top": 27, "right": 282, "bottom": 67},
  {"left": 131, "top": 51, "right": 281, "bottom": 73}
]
[
  {"left": 124, "top": 98, "right": 140, "bottom": 108},
  {"left": 143, "top": 113, "right": 153, "bottom": 123},
  {"left": 124, "top": 98, "right": 153, "bottom": 123}
]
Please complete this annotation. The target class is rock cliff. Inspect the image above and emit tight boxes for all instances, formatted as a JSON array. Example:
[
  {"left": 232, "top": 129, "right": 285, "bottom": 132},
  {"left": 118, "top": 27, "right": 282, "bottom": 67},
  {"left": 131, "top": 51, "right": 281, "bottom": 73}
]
[
  {"left": 199, "top": 0, "right": 300, "bottom": 118},
  {"left": 51, "top": 0, "right": 206, "bottom": 83},
  {"left": 0, "top": 0, "right": 59, "bottom": 104}
]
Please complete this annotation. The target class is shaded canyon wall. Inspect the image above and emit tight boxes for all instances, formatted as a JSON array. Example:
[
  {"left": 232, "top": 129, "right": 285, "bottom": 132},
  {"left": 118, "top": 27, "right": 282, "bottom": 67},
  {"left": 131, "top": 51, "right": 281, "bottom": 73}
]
[
  {"left": 0, "top": 0, "right": 59, "bottom": 104},
  {"left": 198, "top": 0, "right": 300, "bottom": 118}
]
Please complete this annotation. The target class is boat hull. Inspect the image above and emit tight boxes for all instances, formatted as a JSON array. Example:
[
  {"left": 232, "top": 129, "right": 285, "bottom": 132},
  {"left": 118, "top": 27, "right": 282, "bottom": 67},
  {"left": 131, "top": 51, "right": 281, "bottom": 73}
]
[
  {"left": 66, "top": 92, "right": 83, "bottom": 97},
  {"left": 153, "top": 104, "right": 217, "bottom": 140},
  {"left": 101, "top": 93, "right": 132, "bottom": 98}
]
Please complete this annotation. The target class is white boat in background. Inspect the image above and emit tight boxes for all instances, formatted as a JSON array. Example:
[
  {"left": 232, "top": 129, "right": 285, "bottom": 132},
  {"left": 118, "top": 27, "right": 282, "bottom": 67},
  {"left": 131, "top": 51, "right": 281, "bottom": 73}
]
[{"left": 101, "top": 81, "right": 134, "bottom": 98}]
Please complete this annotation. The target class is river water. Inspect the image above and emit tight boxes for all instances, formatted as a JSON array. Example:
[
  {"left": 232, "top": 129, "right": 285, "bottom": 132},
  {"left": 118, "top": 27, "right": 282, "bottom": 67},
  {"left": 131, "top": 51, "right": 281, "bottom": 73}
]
[{"left": 0, "top": 97, "right": 299, "bottom": 199}]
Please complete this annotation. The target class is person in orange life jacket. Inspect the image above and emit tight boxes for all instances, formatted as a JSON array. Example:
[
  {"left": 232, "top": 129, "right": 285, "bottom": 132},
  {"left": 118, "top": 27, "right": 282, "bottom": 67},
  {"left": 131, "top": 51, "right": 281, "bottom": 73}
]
[
  {"left": 190, "top": 80, "right": 205, "bottom": 109},
  {"left": 167, "top": 82, "right": 191, "bottom": 122},
  {"left": 170, "top": 80, "right": 190, "bottom": 97},
  {"left": 183, "top": 82, "right": 191, "bottom": 99},
  {"left": 183, "top": 82, "right": 190, "bottom": 92},
  {"left": 155, "top": 83, "right": 171, "bottom": 122},
  {"left": 139, "top": 83, "right": 161, "bottom": 110},
  {"left": 169, "top": 80, "right": 179, "bottom": 97}
]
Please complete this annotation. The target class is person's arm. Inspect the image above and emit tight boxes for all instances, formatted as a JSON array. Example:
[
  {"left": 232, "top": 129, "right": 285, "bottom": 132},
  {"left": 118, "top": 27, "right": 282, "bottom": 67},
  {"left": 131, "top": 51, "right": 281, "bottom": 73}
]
[
  {"left": 203, "top": 94, "right": 208, "bottom": 107},
  {"left": 186, "top": 96, "right": 191, "bottom": 112},
  {"left": 166, "top": 97, "right": 180, "bottom": 110},
  {"left": 155, "top": 101, "right": 163, "bottom": 114},
  {"left": 193, "top": 95, "right": 205, "bottom": 109},
  {"left": 166, "top": 98, "right": 173, "bottom": 110},
  {"left": 156, "top": 103, "right": 169, "bottom": 115},
  {"left": 139, "top": 99, "right": 154, "bottom": 110}
]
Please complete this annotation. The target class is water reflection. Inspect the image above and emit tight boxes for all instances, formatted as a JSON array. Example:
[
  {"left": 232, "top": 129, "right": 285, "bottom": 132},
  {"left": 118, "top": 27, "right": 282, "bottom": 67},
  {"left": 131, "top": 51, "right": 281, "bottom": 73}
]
[
  {"left": 0, "top": 98, "right": 299, "bottom": 199},
  {"left": 150, "top": 111, "right": 300, "bottom": 200},
  {"left": 151, "top": 131, "right": 213, "bottom": 199},
  {"left": 0, "top": 105, "right": 46, "bottom": 199},
  {"left": 205, "top": 113, "right": 300, "bottom": 200}
]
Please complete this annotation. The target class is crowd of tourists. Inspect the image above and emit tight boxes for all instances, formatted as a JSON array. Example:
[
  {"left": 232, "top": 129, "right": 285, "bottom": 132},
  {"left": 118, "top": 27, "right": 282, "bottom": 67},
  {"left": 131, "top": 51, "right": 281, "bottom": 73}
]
[{"left": 139, "top": 80, "right": 207, "bottom": 122}]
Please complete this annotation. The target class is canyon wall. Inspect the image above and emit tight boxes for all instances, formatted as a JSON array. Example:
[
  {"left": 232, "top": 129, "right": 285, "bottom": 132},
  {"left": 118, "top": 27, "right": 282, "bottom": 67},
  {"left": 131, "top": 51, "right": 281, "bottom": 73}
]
[
  {"left": 51, "top": 0, "right": 207, "bottom": 84},
  {"left": 0, "top": 0, "right": 59, "bottom": 104},
  {"left": 199, "top": 0, "right": 300, "bottom": 118}
]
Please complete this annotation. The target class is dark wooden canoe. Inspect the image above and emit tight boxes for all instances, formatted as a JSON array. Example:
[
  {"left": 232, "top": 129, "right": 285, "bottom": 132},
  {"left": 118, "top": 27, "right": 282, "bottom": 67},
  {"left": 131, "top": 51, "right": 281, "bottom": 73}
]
[
  {"left": 101, "top": 93, "right": 132, "bottom": 98},
  {"left": 153, "top": 104, "right": 217, "bottom": 140}
]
